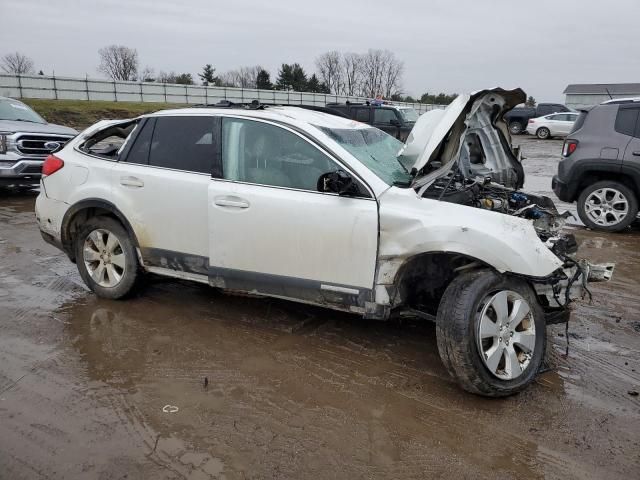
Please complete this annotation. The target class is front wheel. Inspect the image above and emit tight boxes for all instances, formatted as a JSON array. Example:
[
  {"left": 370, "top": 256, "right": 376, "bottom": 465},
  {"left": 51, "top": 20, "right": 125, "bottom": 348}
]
[
  {"left": 436, "top": 270, "right": 545, "bottom": 397},
  {"left": 75, "top": 216, "right": 141, "bottom": 299}
]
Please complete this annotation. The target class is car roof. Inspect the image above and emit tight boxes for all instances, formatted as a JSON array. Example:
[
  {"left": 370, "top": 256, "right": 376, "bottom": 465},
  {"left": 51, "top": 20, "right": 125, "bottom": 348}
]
[{"left": 147, "top": 106, "right": 370, "bottom": 130}]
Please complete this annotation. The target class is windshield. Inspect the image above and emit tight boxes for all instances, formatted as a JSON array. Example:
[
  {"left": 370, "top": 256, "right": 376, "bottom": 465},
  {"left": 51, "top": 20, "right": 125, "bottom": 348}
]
[
  {"left": 0, "top": 98, "right": 46, "bottom": 124},
  {"left": 320, "top": 126, "right": 413, "bottom": 187},
  {"left": 399, "top": 107, "right": 419, "bottom": 123}
]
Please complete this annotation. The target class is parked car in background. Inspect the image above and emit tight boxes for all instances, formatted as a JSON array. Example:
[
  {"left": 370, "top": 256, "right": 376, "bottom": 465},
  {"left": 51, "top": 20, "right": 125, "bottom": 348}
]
[
  {"left": 36, "top": 88, "right": 611, "bottom": 397},
  {"left": 505, "top": 103, "right": 571, "bottom": 135},
  {"left": 526, "top": 112, "right": 579, "bottom": 139},
  {"left": 325, "top": 102, "right": 419, "bottom": 141},
  {"left": 0, "top": 96, "right": 77, "bottom": 187},
  {"left": 553, "top": 98, "right": 640, "bottom": 232}
]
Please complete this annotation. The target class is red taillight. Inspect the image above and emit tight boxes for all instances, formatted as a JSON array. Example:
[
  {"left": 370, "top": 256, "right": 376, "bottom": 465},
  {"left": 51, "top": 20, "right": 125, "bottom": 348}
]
[
  {"left": 42, "top": 154, "right": 64, "bottom": 176},
  {"left": 562, "top": 140, "right": 578, "bottom": 157}
]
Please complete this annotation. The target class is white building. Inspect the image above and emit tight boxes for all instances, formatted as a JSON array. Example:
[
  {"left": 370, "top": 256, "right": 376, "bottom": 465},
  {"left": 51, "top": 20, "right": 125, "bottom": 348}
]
[{"left": 564, "top": 83, "right": 640, "bottom": 109}]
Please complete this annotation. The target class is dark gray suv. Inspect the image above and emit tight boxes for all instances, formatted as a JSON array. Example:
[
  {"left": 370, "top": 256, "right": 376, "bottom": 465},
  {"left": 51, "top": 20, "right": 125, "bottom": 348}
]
[{"left": 552, "top": 98, "right": 640, "bottom": 232}]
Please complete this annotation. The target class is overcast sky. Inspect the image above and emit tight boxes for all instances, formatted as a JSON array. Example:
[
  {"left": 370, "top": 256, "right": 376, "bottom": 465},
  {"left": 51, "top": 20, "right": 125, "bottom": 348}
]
[{"left": 2, "top": 0, "right": 639, "bottom": 102}]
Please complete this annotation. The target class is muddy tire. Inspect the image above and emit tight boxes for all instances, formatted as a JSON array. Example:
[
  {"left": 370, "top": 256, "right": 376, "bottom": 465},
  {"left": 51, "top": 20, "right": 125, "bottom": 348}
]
[
  {"left": 75, "top": 216, "right": 141, "bottom": 299},
  {"left": 577, "top": 181, "right": 638, "bottom": 232},
  {"left": 435, "top": 269, "right": 546, "bottom": 397},
  {"left": 509, "top": 121, "right": 524, "bottom": 135},
  {"left": 536, "top": 127, "right": 551, "bottom": 139}
]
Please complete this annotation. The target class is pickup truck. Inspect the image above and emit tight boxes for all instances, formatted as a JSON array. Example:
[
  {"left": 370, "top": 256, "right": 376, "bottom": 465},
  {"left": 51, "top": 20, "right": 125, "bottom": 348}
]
[
  {"left": 0, "top": 96, "right": 77, "bottom": 187},
  {"left": 504, "top": 103, "right": 571, "bottom": 135}
]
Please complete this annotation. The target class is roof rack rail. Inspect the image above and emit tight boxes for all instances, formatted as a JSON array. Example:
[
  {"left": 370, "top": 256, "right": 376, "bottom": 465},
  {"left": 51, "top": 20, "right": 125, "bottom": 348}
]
[{"left": 192, "top": 100, "right": 349, "bottom": 118}]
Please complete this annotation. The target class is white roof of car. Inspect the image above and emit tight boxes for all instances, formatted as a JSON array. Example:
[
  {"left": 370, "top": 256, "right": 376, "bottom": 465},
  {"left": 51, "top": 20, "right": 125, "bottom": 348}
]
[{"left": 149, "top": 106, "right": 369, "bottom": 130}]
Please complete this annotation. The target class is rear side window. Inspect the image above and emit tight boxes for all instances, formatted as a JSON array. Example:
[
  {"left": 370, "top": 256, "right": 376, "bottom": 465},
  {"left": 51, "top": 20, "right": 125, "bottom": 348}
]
[
  {"left": 374, "top": 108, "right": 398, "bottom": 124},
  {"left": 148, "top": 116, "right": 216, "bottom": 174},
  {"left": 353, "top": 108, "right": 370, "bottom": 123},
  {"left": 614, "top": 107, "right": 640, "bottom": 137}
]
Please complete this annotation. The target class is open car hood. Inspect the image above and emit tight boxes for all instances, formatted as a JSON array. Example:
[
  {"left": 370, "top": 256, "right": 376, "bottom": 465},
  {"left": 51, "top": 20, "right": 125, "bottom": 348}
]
[{"left": 399, "top": 88, "right": 526, "bottom": 190}]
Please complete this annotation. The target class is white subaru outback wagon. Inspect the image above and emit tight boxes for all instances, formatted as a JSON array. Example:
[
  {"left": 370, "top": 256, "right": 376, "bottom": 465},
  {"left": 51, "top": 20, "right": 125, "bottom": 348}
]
[{"left": 35, "top": 88, "right": 611, "bottom": 397}]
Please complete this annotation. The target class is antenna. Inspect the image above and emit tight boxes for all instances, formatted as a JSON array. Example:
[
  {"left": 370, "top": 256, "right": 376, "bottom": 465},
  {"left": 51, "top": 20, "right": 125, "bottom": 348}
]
[{"left": 605, "top": 87, "right": 613, "bottom": 100}]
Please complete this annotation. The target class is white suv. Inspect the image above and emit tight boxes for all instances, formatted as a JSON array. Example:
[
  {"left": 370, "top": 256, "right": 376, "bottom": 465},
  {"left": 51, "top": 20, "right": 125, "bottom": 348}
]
[{"left": 35, "top": 88, "right": 611, "bottom": 397}]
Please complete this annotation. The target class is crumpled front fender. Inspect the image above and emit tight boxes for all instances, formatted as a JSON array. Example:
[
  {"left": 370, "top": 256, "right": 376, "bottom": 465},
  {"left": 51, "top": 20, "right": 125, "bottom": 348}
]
[{"left": 376, "top": 188, "right": 565, "bottom": 287}]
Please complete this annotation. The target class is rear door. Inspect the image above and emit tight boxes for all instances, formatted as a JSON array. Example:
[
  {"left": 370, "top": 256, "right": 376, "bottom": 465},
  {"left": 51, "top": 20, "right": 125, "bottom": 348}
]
[
  {"left": 553, "top": 114, "right": 575, "bottom": 135},
  {"left": 617, "top": 105, "right": 640, "bottom": 164},
  {"left": 207, "top": 116, "right": 379, "bottom": 310},
  {"left": 112, "top": 115, "right": 217, "bottom": 276}
]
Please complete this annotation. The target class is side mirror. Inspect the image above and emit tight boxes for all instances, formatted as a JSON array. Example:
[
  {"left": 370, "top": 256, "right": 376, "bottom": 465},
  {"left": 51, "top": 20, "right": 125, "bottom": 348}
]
[
  {"left": 390, "top": 118, "right": 400, "bottom": 126},
  {"left": 317, "top": 170, "right": 359, "bottom": 196}
]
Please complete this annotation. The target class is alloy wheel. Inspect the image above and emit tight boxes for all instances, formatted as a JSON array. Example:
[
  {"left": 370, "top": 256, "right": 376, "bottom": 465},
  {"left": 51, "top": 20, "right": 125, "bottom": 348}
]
[
  {"left": 476, "top": 290, "right": 536, "bottom": 380},
  {"left": 82, "top": 229, "right": 126, "bottom": 288},
  {"left": 584, "top": 187, "right": 629, "bottom": 227}
]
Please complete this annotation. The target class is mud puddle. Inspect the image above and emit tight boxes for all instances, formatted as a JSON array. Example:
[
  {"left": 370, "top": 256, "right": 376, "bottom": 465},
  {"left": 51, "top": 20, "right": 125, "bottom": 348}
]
[{"left": 1, "top": 169, "right": 639, "bottom": 479}]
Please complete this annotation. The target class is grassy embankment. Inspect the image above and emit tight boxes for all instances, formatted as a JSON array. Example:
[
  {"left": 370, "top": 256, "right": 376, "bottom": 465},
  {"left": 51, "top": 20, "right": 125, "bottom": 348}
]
[{"left": 20, "top": 99, "right": 186, "bottom": 130}]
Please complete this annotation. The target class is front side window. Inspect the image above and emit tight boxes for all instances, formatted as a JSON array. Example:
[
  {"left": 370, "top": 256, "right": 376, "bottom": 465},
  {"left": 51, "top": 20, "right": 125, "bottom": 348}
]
[
  {"left": 374, "top": 108, "right": 399, "bottom": 125},
  {"left": 399, "top": 108, "right": 419, "bottom": 122},
  {"left": 320, "top": 126, "right": 412, "bottom": 187},
  {"left": 222, "top": 118, "right": 338, "bottom": 191},
  {"left": 147, "top": 116, "right": 216, "bottom": 174}
]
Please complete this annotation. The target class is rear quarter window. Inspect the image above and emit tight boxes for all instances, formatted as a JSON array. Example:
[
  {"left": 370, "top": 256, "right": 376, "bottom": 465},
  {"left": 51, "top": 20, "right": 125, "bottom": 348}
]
[
  {"left": 569, "top": 111, "right": 588, "bottom": 134},
  {"left": 614, "top": 107, "right": 640, "bottom": 137}
]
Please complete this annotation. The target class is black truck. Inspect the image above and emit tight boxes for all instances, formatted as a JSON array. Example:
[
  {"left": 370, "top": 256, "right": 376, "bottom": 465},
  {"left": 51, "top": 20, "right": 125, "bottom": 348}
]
[
  {"left": 325, "top": 102, "right": 419, "bottom": 142},
  {"left": 505, "top": 103, "right": 571, "bottom": 134}
]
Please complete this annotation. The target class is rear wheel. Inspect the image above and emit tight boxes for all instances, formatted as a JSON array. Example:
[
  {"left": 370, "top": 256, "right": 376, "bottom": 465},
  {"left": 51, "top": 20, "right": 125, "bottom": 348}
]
[
  {"left": 75, "top": 216, "right": 141, "bottom": 299},
  {"left": 577, "top": 181, "right": 638, "bottom": 232},
  {"left": 436, "top": 270, "right": 545, "bottom": 397},
  {"left": 536, "top": 127, "right": 551, "bottom": 139},
  {"left": 509, "top": 121, "right": 524, "bottom": 135}
]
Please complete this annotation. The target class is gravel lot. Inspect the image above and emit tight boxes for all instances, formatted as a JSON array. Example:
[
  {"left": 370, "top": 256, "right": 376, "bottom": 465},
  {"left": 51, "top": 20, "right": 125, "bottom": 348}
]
[{"left": 1, "top": 136, "right": 639, "bottom": 479}]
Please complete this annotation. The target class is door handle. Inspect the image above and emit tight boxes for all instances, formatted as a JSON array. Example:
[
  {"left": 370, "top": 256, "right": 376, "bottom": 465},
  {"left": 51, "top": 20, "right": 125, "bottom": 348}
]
[
  {"left": 633, "top": 151, "right": 640, "bottom": 156},
  {"left": 214, "top": 196, "right": 250, "bottom": 208},
  {"left": 120, "top": 176, "right": 144, "bottom": 188}
]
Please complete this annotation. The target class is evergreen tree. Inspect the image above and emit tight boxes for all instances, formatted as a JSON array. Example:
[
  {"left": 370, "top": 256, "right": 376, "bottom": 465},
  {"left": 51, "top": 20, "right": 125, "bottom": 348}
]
[
  {"left": 307, "top": 74, "right": 321, "bottom": 93},
  {"left": 276, "top": 63, "right": 308, "bottom": 91},
  {"left": 199, "top": 64, "right": 220, "bottom": 86},
  {"left": 256, "top": 69, "right": 273, "bottom": 90}
]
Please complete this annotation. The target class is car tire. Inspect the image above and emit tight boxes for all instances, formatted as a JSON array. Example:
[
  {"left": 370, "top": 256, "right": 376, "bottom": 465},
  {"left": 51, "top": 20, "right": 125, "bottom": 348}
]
[
  {"left": 74, "top": 216, "right": 141, "bottom": 299},
  {"left": 509, "top": 121, "right": 524, "bottom": 135},
  {"left": 435, "top": 269, "right": 546, "bottom": 397},
  {"left": 536, "top": 127, "right": 551, "bottom": 139},
  {"left": 577, "top": 181, "right": 638, "bottom": 232}
]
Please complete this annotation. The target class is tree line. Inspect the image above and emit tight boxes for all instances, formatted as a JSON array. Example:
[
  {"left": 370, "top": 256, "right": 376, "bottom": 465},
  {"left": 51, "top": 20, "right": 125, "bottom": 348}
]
[{"left": 1, "top": 48, "right": 459, "bottom": 104}]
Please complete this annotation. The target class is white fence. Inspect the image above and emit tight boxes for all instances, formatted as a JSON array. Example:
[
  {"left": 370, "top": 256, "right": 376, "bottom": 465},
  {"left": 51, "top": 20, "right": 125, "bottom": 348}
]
[{"left": 0, "top": 73, "right": 444, "bottom": 113}]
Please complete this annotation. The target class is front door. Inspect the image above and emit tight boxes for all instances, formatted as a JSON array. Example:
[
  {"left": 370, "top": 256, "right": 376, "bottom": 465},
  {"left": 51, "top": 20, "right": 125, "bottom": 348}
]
[{"left": 207, "top": 117, "right": 379, "bottom": 310}]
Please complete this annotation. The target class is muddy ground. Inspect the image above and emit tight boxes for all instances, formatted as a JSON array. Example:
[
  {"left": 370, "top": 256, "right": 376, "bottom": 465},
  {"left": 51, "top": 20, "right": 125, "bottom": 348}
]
[{"left": 1, "top": 137, "right": 639, "bottom": 479}]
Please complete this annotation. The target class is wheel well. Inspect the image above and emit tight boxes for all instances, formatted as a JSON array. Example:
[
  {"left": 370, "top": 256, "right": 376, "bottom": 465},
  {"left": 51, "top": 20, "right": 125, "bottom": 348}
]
[
  {"left": 393, "top": 252, "right": 492, "bottom": 316},
  {"left": 62, "top": 203, "right": 137, "bottom": 261},
  {"left": 574, "top": 171, "right": 638, "bottom": 201}
]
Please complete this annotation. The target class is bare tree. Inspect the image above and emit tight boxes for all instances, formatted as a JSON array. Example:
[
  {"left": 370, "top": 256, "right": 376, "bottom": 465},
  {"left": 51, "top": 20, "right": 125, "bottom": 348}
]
[
  {"left": 381, "top": 52, "right": 404, "bottom": 98},
  {"left": 97, "top": 45, "right": 139, "bottom": 81},
  {"left": 341, "top": 52, "right": 363, "bottom": 96},
  {"left": 140, "top": 66, "right": 155, "bottom": 82},
  {"left": 220, "top": 65, "right": 263, "bottom": 88},
  {"left": 315, "top": 51, "right": 343, "bottom": 94},
  {"left": 1, "top": 52, "right": 35, "bottom": 75},
  {"left": 358, "top": 49, "right": 403, "bottom": 99}
]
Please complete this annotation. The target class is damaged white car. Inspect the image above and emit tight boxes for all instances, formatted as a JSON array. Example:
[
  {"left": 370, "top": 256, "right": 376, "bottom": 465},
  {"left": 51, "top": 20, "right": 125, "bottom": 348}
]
[{"left": 35, "top": 88, "right": 612, "bottom": 396}]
